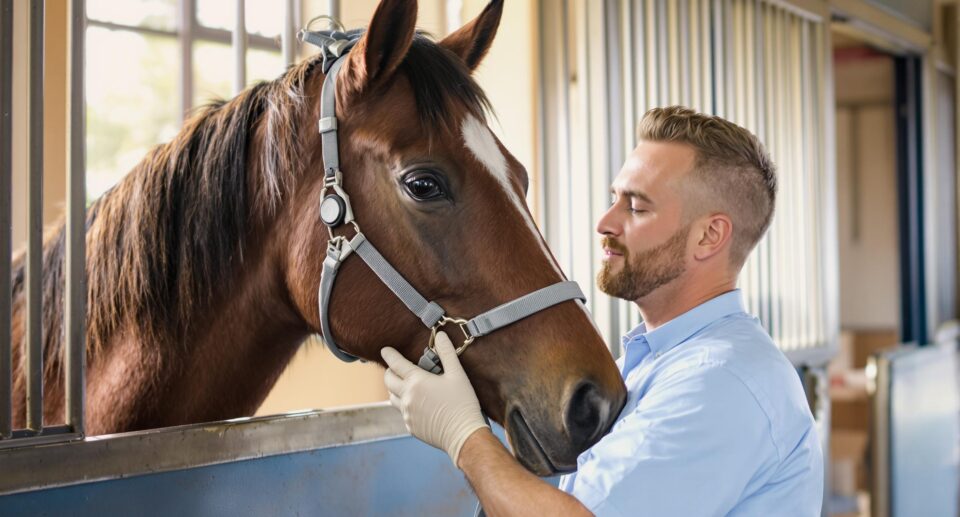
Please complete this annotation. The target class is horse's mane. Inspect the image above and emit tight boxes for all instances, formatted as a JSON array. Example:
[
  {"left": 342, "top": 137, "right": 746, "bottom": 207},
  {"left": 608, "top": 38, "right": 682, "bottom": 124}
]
[{"left": 10, "top": 32, "right": 490, "bottom": 380}]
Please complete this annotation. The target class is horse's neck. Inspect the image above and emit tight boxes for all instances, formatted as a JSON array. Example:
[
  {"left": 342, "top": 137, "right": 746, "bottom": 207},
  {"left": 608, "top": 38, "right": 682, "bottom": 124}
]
[{"left": 84, "top": 229, "right": 310, "bottom": 434}]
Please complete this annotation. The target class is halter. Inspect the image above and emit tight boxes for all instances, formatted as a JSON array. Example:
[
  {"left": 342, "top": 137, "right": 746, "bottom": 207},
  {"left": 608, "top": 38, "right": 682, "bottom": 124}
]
[{"left": 301, "top": 27, "right": 587, "bottom": 373}]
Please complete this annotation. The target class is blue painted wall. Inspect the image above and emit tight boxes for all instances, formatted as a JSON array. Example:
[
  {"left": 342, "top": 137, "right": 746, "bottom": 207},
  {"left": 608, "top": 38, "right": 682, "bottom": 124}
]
[{"left": 1, "top": 436, "right": 479, "bottom": 517}]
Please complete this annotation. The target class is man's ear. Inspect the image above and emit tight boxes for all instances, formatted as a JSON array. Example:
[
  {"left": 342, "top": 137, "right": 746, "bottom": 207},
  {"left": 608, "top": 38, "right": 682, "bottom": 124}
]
[
  {"left": 692, "top": 214, "right": 734, "bottom": 262},
  {"left": 341, "top": 0, "right": 418, "bottom": 96},
  {"left": 439, "top": 0, "right": 504, "bottom": 71}
]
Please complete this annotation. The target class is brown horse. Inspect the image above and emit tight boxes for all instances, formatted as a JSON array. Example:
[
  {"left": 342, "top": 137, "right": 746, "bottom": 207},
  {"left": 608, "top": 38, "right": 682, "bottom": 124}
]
[{"left": 8, "top": 0, "right": 625, "bottom": 475}]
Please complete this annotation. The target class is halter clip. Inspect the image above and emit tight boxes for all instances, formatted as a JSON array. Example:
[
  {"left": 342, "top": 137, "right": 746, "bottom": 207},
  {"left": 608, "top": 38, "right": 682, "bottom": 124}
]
[{"left": 429, "top": 316, "right": 475, "bottom": 356}]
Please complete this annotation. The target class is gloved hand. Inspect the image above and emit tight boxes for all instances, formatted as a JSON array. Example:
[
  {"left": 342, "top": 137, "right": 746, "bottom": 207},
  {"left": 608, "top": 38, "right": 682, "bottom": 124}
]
[{"left": 382, "top": 331, "right": 489, "bottom": 467}]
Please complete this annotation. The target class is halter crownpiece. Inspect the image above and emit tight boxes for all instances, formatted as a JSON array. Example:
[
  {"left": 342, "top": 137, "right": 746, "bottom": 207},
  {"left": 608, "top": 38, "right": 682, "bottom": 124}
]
[{"left": 301, "top": 26, "right": 588, "bottom": 372}]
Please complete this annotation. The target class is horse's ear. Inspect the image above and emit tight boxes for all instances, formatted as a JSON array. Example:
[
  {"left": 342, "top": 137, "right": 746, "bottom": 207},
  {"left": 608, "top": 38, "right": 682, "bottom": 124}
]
[
  {"left": 342, "top": 0, "right": 418, "bottom": 94},
  {"left": 439, "top": 0, "right": 504, "bottom": 72}
]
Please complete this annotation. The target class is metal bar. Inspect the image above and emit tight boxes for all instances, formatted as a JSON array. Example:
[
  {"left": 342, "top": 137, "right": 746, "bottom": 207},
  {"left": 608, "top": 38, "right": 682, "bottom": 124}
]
[
  {"left": 712, "top": 0, "right": 724, "bottom": 116},
  {"left": 85, "top": 20, "right": 279, "bottom": 51},
  {"left": 85, "top": 19, "right": 178, "bottom": 39},
  {"left": 0, "top": 0, "right": 13, "bottom": 441},
  {"left": 868, "top": 353, "right": 892, "bottom": 517},
  {"left": 179, "top": 0, "right": 195, "bottom": 120},
  {"left": 282, "top": 0, "right": 296, "bottom": 66},
  {"left": 233, "top": 0, "right": 247, "bottom": 94},
  {"left": 26, "top": 0, "right": 44, "bottom": 433},
  {"left": 678, "top": 0, "right": 690, "bottom": 107},
  {"left": 603, "top": 0, "right": 623, "bottom": 352},
  {"left": 0, "top": 404, "right": 406, "bottom": 496},
  {"left": 561, "top": 0, "right": 573, "bottom": 276},
  {"left": 66, "top": 0, "right": 86, "bottom": 436},
  {"left": 0, "top": 425, "right": 77, "bottom": 451},
  {"left": 328, "top": 0, "right": 340, "bottom": 21},
  {"left": 656, "top": 0, "right": 667, "bottom": 105},
  {"left": 194, "top": 23, "right": 276, "bottom": 49},
  {"left": 535, "top": 0, "right": 548, "bottom": 232},
  {"left": 581, "top": 0, "right": 595, "bottom": 317}
]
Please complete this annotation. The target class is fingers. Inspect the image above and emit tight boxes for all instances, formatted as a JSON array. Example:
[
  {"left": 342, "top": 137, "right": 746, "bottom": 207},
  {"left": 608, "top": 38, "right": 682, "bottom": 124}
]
[
  {"left": 380, "top": 346, "right": 419, "bottom": 379},
  {"left": 433, "top": 331, "right": 464, "bottom": 375},
  {"left": 384, "top": 368, "right": 405, "bottom": 397}
]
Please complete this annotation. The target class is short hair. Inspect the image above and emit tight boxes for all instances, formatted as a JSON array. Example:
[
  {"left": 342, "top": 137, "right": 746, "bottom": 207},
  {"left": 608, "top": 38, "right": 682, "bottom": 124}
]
[{"left": 636, "top": 106, "right": 777, "bottom": 268}]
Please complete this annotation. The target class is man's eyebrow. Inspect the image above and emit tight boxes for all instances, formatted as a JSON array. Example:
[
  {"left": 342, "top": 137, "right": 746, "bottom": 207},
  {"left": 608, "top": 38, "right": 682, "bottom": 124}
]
[{"left": 611, "top": 188, "right": 655, "bottom": 205}]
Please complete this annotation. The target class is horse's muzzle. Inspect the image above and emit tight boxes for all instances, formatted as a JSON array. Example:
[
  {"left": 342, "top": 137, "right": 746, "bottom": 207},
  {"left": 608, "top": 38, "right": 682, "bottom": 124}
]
[{"left": 507, "top": 381, "right": 624, "bottom": 476}]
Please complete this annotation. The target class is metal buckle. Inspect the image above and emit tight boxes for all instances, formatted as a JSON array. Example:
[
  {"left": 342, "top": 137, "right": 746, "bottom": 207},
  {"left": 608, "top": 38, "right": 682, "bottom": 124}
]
[
  {"left": 323, "top": 170, "right": 343, "bottom": 188},
  {"left": 429, "top": 316, "right": 475, "bottom": 356}
]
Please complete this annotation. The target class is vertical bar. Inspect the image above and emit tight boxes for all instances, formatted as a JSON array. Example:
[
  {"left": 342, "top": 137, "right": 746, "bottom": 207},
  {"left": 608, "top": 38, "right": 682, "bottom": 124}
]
[
  {"left": 701, "top": 0, "right": 712, "bottom": 114},
  {"left": 576, "top": 0, "right": 594, "bottom": 316},
  {"left": 656, "top": 0, "right": 667, "bottom": 105},
  {"left": 645, "top": 0, "right": 657, "bottom": 106},
  {"left": 66, "top": 0, "right": 86, "bottom": 436},
  {"left": 603, "top": 0, "right": 623, "bottom": 352},
  {"left": 0, "top": 0, "right": 13, "bottom": 440},
  {"left": 677, "top": 0, "right": 689, "bottom": 107},
  {"left": 666, "top": 0, "right": 679, "bottom": 104},
  {"left": 632, "top": 0, "right": 646, "bottom": 119},
  {"left": 233, "top": 0, "right": 246, "bottom": 94},
  {"left": 327, "top": 0, "right": 339, "bottom": 20},
  {"left": 26, "top": 0, "right": 44, "bottom": 432},
  {"left": 281, "top": 0, "right": 296, "bottom": 66},
  {"left": 535, "top": 0, "right": 548, "bottom": 232},
  {"left": 179, "top": 0, "right": 195, "bottom": 121},
  {"left": 561, "top": 0, "right": 574, "bottom": 276},
  {"left": 712, "top": 0, "right": 724, "bottom": 116}
]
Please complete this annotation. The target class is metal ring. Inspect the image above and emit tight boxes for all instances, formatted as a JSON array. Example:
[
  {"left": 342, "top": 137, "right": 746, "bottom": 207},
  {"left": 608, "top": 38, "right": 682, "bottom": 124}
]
[
  {"left": 429, "top": 316, "right": 476, "bottom": 355},
  {"left": 304, "top": 15, "right": 345, "bottom": 34}
]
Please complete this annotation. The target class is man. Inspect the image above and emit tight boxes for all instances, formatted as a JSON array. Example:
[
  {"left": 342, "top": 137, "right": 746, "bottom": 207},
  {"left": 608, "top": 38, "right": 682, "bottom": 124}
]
[{"left": 382, "top": 106, "right": 824, "bottom": 516}]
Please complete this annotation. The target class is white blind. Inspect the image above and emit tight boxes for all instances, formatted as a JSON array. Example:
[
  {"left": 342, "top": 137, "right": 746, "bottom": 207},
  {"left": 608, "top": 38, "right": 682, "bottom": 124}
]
[{"left": 538, "top": 0, "right": 837, "bottom": 364}]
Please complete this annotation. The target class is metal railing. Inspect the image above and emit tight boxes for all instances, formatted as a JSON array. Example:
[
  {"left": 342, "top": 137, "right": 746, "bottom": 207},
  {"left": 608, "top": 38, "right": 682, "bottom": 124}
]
[
  {"left": 0, "top": 0, "right": 86, "bottom": 449},
  {"left": 0, "top": 0, "right": 305, "bottom": 449}
]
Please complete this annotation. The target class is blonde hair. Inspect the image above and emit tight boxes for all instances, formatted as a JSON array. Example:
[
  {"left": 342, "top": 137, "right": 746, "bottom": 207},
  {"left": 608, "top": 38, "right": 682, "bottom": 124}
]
[{"left": 636, "top": 106, "right": 777, "bottom": 267}]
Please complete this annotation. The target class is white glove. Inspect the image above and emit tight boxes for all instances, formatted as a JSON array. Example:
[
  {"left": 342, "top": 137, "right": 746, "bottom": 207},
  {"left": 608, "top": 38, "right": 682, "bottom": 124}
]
[{"left": 381, "top": 331, "right": 489, "bottom": 467}]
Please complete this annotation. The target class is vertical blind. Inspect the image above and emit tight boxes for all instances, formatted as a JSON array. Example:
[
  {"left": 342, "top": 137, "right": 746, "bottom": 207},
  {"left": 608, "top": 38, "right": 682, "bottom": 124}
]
[{"left": 538, "top": 0, "right": 836, "bottom": 364}]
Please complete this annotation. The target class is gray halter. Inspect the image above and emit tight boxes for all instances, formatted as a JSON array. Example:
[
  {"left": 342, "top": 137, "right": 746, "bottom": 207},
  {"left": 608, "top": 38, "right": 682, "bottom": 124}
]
[{"left": 301, "top": 28, "right": 587, "bottom": 373}]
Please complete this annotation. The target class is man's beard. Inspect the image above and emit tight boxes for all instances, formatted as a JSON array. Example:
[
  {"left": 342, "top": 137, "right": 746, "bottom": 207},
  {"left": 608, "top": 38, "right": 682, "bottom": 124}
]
[{"left": 597, "top": 224, "right": 690, "bottom": 302}]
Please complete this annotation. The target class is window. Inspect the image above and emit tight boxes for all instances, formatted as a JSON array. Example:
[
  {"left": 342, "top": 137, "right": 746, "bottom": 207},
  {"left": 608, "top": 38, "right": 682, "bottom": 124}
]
[{"left": 85, "top": 0, "right": 294, "bottom": 200}]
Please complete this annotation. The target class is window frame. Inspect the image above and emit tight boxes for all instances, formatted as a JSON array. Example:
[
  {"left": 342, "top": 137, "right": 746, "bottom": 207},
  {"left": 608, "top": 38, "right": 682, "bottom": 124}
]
[{"left": 86, "top": 0, "right": 299, "bottom": 124}]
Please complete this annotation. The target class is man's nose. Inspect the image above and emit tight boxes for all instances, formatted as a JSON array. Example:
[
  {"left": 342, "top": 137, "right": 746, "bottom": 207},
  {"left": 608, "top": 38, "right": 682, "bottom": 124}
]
[{"left": 596, "top": 204, "right": 621, "bottom": 236}]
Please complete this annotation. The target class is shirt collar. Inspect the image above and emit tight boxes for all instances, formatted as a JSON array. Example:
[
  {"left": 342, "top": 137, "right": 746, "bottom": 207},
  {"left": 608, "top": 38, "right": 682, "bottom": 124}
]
[{"left": 624, "top": 289, "right": 746, "bottom": 357}]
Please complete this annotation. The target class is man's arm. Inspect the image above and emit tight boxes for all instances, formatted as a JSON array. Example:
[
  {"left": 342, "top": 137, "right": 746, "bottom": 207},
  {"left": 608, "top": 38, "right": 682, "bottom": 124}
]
[
  {"left": 381, "top": 333, "right": 593, "bottom": 517},
  {"left": 457, "top": 429, "right": 591, "bottom": 517}
]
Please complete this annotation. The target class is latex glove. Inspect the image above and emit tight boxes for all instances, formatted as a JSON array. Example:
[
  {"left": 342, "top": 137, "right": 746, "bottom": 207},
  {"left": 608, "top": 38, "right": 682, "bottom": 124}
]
[{"left": 382, "top": 331, "right": 489, "bottom": 467}]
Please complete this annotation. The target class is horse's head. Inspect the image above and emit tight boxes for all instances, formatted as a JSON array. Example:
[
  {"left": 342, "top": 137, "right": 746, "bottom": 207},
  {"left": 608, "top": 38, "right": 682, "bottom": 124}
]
[{"left": 283, "top": 0, "right": 625, "bottom": 475}]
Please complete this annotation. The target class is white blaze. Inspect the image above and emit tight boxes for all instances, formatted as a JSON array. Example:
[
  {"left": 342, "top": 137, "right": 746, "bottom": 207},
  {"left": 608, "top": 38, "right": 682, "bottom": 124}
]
[{"left": 461, "top": 115, "right": 564, "bottom": 278}]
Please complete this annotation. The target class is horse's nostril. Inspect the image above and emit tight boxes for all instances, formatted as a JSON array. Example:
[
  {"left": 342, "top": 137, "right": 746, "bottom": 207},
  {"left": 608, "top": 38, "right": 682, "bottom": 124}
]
[{"left": 563, "top": 381, "right": 613, "bottom": 450}]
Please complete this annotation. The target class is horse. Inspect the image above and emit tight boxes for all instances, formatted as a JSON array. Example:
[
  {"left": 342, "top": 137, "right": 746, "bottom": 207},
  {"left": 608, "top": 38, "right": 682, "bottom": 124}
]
[{"left": 8, "top": 0, "right": 626, "bottom": 475}]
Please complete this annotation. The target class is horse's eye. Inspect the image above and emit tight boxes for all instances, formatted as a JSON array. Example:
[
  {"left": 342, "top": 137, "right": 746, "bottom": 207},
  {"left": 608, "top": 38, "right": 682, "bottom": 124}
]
[{"left": 404, "top": 174, "right": 445, "bottom": 201}]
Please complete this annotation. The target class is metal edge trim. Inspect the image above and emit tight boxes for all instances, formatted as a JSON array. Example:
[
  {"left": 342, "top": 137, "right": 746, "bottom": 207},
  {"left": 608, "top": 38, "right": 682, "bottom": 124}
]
[{"left": 0, "top": 403, "right": 408, "bottom": 496}]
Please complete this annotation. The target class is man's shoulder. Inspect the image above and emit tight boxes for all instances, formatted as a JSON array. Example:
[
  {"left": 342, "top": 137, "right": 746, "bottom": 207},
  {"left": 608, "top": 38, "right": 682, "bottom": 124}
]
[
  {"left": 651, "top": 315, "right": 817, "bottom": 458},
  {"left": 657, "top": 313, "right": 784, "bottom": 382}
]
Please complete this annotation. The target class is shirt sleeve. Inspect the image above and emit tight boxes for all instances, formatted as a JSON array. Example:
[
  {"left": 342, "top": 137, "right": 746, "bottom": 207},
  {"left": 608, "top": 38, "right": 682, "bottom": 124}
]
[{"left": 568, "top": 364, "right": 778, "bottom": 517}]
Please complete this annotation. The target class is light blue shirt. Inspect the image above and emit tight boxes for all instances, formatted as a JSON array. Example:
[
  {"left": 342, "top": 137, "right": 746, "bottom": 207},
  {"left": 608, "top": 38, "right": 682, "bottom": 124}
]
[{"left": 559, "top": 290, "right": 824, "bottom": 516}]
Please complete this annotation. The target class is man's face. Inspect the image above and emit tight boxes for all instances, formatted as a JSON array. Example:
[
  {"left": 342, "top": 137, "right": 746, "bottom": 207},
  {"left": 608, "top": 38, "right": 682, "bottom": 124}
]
[{"left": 596, "top": 141, "right": 697, "bottom": 302}]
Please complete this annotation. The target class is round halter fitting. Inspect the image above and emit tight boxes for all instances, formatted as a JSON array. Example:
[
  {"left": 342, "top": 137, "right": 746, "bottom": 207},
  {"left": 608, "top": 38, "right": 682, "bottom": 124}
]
[{"left": 320, "top": 194, "right": 347, "bottom": 227}]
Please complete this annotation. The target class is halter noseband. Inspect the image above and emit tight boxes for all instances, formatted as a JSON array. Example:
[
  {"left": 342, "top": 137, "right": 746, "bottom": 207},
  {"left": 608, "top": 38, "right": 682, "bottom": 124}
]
[{"left": 301, "top": 28, "right": 587, "bottom": 373}]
